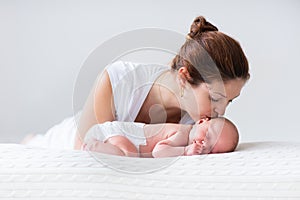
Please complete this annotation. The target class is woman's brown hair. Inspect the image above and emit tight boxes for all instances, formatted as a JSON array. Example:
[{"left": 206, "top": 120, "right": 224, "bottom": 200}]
[{"left": 171, "top": 16, "right": 250, "bottom": 84}]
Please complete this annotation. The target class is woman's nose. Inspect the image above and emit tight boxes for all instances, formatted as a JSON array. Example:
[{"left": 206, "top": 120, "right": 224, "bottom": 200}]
[
  {"left": 210, "top": 110, "right": 219, "bottom": 118},
  {"left": 214, "top": 106, "right": 226, "bottom": 117}
]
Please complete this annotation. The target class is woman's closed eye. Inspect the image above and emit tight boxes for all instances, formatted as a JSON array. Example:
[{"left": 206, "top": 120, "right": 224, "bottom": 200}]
[{"left": 209, "top": 95, "right": 221, "bottom": 102}]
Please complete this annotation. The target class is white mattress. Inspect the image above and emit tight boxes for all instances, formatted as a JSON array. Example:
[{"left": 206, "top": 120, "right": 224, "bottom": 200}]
[{"left": 0, "top": 142, "right": 299, "bottom": 199}]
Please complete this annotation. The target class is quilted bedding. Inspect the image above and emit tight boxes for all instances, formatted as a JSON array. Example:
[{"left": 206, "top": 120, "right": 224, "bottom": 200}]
[{"left": 0, "top": 142, "right": 299, "bottom": 199}]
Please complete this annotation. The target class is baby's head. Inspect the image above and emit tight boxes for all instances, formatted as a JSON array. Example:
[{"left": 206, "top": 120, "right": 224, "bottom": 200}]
[{"left": 189, "top": 117, "right": 239, "bottom": 154}]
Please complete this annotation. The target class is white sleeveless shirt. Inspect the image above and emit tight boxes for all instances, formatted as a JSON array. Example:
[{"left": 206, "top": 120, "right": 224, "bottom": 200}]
[
  {"left": 106, "top": 61, "right": 193, "bottom": 124},
  {"left": 27, "top": 61, "right": 193, "bottom": 150}
]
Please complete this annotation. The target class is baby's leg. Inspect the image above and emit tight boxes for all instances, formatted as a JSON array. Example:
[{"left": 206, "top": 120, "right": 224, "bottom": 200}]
[
  {"left": 83, "top": 138, "right": 126, "bottom": 156},
  {"left": 83, "top": 136, "right": 139, "bottom": 157},
  {"left": 106, "top": 136, "right": 139, "bottom": 157}
]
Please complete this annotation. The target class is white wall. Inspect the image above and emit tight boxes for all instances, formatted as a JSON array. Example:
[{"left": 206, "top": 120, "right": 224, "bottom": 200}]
[{"left": 1, "top": 0, "right": 299, "bottom": 143}]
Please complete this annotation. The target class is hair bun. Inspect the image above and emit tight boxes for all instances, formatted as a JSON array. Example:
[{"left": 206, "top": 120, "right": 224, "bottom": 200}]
[{"left": 188, "top": 16, "right": 218, "bottom": 39}]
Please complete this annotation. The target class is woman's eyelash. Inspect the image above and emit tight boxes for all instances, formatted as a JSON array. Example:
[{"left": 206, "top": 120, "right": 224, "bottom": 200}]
[{"left": 209, "top": 96, "right": 219, "bottom": 102}]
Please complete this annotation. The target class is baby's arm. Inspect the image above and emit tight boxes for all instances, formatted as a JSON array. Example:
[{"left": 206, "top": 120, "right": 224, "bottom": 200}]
[{"left": 152, "top": 131, "right": 203, "bottom": 157}]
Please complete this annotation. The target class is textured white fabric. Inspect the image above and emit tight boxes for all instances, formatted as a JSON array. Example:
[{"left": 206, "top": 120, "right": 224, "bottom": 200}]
[
  {"left": 26, "top": 112, "right": 81, "bottom": 150},
  {"left": 84, "top": 121, "right": 146, "bottom": 150},
  {"left": 1, "top": 142, "right": 299, "bottom": 199}
]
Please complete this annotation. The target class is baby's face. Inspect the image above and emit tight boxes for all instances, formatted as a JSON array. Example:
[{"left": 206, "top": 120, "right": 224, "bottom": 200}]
[{"left": 189, "top": 118, "right": 238, "bottom": 154}]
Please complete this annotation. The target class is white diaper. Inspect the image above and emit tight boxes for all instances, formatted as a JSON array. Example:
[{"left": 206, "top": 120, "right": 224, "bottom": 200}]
[{"left": 84, "top": 121, "right": 146, "bottom": 151}]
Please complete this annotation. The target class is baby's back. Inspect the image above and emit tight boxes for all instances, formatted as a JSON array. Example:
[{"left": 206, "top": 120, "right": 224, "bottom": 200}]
[{"left": 139, "top": 123, "right": 191, "bottom": 157}]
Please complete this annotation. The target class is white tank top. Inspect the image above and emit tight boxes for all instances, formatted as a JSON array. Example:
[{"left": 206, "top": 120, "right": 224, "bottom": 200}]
[
  {"left": 106, "top": 61, "right": 194, "bottom": 124},
  {"left": 26, "top": 61, "right": 193, "bottom": 150}
]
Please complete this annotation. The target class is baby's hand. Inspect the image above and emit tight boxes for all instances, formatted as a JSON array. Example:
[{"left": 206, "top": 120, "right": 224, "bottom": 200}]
[{"left": 184, "top": 140, "right": 204, "bottom": 156}]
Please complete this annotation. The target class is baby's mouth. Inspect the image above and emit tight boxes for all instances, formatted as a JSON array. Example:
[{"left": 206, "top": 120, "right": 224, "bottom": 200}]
[
  {"left": 200, "top": 115, "right": 210, "bottom": 119},
  {"left": 197, "top": 116, "right": 211, "bottom": 123}
]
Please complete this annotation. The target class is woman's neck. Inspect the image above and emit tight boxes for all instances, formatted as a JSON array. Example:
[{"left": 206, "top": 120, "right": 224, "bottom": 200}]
[
  {"left": 135, "top": 70, "right": 185, "bottom": 124},
  {"left": 156, "top": 70, "right": 183, "bottom": 119}
]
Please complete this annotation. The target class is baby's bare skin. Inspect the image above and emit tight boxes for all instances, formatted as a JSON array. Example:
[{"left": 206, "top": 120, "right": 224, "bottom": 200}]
[{"left": 83, "top": 117, "right": 239, "bottom": 158}]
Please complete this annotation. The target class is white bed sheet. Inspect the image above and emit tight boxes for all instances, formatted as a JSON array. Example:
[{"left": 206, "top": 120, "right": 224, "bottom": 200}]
[{"left": 0, "top": 142, "right": 299, "bottom": 199}]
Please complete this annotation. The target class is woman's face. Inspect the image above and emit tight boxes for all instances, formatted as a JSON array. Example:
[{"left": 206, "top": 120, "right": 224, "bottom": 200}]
[{"left": 183, "top": 78, "right": 246, "bottom": 121}]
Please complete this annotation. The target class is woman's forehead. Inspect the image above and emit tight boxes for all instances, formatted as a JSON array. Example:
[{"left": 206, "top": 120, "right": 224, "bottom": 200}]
[{"left": 207, "top": 79, "right": 245, "bottom": 96}]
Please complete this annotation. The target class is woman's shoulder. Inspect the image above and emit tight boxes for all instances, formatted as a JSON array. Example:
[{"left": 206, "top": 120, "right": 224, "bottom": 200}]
[
  {"left": 105, "top": 61, "right": 133, "bottom": 77},
  {"left": 106, "top": 61, "right": 168, "bottom": 74},
  {"left": 106, "top": 61, "right": 169, "bottom": 85}
]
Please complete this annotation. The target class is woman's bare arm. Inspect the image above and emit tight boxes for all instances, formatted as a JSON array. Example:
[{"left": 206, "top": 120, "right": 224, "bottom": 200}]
[{"left": 74, "top": 70, "right": 115, "bottom": 150}]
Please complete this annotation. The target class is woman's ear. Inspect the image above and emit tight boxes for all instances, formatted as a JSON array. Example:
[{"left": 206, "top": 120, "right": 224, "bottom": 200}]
[{"left": 177, "top": 67, "right": 191, "bottom": 86}]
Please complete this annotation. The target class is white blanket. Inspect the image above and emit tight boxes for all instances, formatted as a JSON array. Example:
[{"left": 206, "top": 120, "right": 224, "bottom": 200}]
[{"left": 0, "top": 142, "right": 299, "bottom": 199}]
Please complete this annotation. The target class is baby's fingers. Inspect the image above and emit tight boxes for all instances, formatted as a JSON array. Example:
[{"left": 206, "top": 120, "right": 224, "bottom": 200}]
[
  {"left": 194, "top": 143, "right": 204, "bottom": 154},
  {"left": 197, "top": 148, "right": 204, "bottom": 154}
]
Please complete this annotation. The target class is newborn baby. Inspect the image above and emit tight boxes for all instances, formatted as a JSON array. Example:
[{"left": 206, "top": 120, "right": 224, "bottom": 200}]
[{"left": 82, "top": 117, "right": 239, "bottom": 158}]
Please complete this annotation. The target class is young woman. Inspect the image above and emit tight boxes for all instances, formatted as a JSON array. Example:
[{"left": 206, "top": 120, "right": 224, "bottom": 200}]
[{"left": 24, "top": 16, "right": 249, "bottom": 151}]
